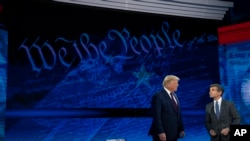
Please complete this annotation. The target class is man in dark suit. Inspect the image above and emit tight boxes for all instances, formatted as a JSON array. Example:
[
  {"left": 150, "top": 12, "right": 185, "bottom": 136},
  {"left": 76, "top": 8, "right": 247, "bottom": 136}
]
[
  {"left": 148, "top": 75, "right": 185, "bottom": 141},
  {"left": 205, "top": 84, "right": 241, "bottom": 141}
]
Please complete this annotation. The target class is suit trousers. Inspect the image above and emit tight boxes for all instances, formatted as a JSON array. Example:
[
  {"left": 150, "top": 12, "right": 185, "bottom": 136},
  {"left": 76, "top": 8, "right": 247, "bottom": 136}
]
[
  {"left": 210, "top": 134, "right": 229, "bottom": 141},
  {"left": 152, "top": 135, "right": 177, "bottom": 141}
]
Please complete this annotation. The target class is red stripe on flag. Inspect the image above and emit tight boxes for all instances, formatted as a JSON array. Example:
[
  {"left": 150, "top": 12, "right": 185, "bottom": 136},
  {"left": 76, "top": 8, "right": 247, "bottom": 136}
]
[{"left": 218, "top": 21, "right": 250, "bottom": 45}]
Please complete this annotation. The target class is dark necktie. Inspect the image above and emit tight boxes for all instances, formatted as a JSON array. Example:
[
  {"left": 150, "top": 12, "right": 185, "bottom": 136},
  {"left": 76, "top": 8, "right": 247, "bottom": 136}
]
[
  {"left": 215, "top": 101, "right": 220, "bottom": 119},
  {"left": 170, "top": 93, "right": 178, "bottom": 112}
]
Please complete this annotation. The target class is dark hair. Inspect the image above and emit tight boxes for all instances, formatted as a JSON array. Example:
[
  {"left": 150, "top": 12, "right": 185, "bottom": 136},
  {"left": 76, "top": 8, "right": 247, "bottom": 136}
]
[{"left": 210, "top": 84, "right": 224, "bottom": 95}]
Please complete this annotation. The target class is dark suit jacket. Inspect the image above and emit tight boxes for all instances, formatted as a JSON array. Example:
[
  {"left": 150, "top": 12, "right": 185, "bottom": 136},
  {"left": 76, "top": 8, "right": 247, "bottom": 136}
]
[
  {"left": 148, "top": 89, "right": 184, "bottom": 140},
  {"left": 205, "top": 99, "right": 241, "bottom": 141}
]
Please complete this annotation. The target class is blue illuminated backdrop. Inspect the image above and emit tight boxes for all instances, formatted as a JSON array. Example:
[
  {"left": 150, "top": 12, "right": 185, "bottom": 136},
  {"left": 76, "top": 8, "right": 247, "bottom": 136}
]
[
  {"left": 4, "top": 0, "right": 234, "bottom": 141},
  {"left": 218, "top": 41, "right": 250, "bottom": 124},
  {"left": 0, "top": 23, "right": 7, "bottom": 141},
  {"left": 217, "top": 21, "right": 250, "bottom": 126}
]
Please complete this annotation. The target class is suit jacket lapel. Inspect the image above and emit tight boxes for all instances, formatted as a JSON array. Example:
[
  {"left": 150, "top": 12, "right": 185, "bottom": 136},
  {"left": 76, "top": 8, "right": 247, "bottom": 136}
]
[
  {"left": 219, "top": 99, "right": 226, "bottom": 119},
  {"left": 210, "top": 103, "right": 219, "bottom": 120},
  {"left": 162, "top": 90, "right": 172, "bottom": 103},
  {"left": 162, "top": 90, "right": 178, "bottom": 113}
]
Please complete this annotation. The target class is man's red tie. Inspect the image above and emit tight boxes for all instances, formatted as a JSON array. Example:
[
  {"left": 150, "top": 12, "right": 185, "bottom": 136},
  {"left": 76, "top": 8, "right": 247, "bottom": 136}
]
[{"left": 170, "top": 93, "right": 178, "bottom": 112}]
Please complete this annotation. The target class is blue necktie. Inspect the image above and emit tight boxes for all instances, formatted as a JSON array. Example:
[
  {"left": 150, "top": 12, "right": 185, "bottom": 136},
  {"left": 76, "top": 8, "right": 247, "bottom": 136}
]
[{"left": 215, "top": 101, "right": 220, "bottom": 119}]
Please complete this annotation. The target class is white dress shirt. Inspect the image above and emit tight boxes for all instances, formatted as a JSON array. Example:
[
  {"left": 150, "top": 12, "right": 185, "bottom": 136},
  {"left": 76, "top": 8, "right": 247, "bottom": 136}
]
[
  {"left": 164, "top": 87, "right": 177, "bottom": 104},
  {"left": 214, "top": 97, "right": 222, "bottom": 113}
]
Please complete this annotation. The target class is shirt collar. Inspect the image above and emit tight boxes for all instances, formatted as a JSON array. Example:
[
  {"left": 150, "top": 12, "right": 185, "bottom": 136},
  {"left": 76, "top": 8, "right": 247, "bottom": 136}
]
[
  {"left": 164, "top": 87, "right": 173, "bottom": 98},
  {"left": 164, "top": 87, "right": 171, "bottom": 94},
  {"left": 214, "top": 97, "right": 222, "bottom": 103}
]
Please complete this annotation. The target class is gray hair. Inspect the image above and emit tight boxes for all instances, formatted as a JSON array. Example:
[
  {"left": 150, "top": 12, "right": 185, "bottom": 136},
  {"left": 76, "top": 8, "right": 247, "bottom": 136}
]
[{"left": 162, "top": 75, "right": 180, "bottom": 87}]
